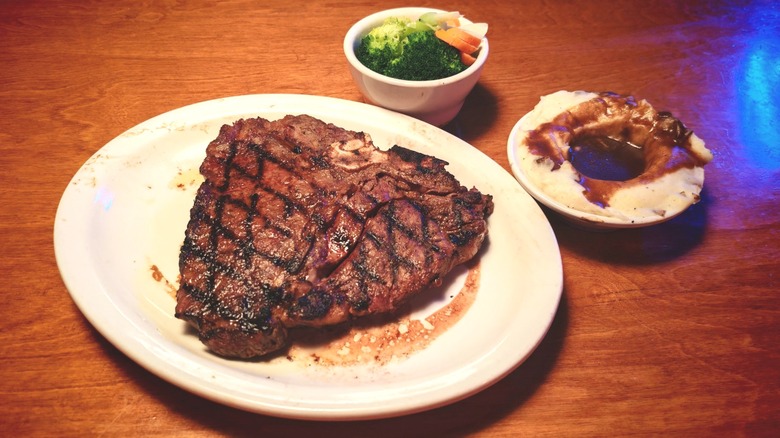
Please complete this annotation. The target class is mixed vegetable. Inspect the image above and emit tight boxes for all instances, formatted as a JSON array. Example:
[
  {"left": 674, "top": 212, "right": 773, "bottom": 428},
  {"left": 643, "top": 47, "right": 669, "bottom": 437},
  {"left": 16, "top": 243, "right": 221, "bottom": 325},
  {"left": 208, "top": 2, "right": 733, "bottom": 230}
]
[{"left": 355, "top": 11, "right": 488, "bottom": 81}]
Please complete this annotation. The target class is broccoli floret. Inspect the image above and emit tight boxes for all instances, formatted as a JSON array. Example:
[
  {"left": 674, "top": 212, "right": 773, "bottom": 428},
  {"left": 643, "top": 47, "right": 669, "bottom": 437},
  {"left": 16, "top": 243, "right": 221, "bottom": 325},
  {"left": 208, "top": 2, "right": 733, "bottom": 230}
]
[
  {"left": 384, "top": 30, "right": 466, "bottom": 81},
  {"left": 355, "top": 18, "right": 468, "bottom": 81},
  {"left": 360, "top": 17, "right": 417, "bottom": 55}
]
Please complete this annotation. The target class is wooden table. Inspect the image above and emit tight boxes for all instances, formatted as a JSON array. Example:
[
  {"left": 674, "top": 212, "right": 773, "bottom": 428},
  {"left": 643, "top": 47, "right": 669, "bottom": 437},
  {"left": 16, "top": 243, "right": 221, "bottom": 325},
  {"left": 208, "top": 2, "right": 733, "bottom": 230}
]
[{"left": 2, "top": 0, "right": 778, "bottom": 435}]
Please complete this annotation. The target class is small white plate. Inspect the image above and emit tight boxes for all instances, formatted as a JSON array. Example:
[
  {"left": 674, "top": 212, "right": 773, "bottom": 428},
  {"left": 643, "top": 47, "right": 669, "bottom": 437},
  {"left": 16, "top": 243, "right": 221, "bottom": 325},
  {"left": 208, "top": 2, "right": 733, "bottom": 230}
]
[
  {"left": 507, "top": 107, "right": 708, "bottom": 230},
  {"left": 54, "top": 94, "right": 562, "bottom": 420}
]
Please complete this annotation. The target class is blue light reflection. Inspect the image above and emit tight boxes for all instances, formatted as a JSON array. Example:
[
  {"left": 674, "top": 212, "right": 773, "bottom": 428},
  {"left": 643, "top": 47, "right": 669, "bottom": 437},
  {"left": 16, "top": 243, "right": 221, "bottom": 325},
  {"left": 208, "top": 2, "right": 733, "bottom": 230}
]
[{"left": 736, "top": 5, "right": 780, "bottom": 170}]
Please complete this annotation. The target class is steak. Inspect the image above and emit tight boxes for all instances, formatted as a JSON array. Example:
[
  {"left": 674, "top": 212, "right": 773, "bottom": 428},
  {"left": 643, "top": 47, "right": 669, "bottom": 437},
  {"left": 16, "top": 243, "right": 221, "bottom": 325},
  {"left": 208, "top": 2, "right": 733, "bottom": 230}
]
[{"left": 175, "top": 115, "right": 493, "bottom": 358}]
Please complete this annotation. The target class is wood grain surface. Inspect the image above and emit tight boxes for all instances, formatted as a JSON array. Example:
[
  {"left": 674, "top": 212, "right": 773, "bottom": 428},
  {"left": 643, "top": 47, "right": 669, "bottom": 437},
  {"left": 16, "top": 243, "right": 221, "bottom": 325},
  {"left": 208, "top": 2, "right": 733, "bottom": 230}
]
[{"left": 1, "top": 0, "right": 778, "bottom": 436}]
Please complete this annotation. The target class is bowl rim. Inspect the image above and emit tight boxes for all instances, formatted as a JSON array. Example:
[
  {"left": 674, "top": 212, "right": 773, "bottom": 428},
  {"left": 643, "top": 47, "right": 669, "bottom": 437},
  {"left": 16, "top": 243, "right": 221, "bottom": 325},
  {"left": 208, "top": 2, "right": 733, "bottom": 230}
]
[{"left": 343, "top": 7, "right": 490, "bottom": 87}]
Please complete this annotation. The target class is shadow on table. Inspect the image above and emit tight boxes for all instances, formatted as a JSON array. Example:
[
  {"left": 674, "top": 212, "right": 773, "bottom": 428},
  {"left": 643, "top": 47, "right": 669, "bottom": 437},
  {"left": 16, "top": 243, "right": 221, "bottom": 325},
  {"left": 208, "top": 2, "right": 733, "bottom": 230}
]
[
  {"left": 441, "top": 83, "right": 499, "bottom": 143},
  {"left": 549, "top": 187, "right": 712, "bottom": 265}
]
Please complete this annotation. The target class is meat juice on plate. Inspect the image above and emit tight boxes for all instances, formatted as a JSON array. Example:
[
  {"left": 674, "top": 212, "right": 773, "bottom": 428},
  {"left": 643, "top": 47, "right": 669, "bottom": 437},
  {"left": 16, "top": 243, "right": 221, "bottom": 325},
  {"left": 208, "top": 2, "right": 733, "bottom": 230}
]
[{"left": 284, "top": 263, "right": 480, "bottom": 366}]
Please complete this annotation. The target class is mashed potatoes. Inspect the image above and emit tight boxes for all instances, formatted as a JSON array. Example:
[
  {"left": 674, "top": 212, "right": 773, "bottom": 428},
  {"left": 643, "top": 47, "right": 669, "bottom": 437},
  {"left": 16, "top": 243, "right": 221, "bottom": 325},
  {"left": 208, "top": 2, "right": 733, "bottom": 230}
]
[{"left": 510, "top": 90, "right": 713, "bottom": 225}]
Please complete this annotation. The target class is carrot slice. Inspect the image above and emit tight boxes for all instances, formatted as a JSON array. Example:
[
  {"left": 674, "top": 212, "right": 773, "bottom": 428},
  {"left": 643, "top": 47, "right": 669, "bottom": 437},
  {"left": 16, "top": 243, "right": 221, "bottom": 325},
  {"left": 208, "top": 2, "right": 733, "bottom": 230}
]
[
  {"left": 447, "top": 27, "right": 482, "bottom": 49},
  {"left": 435, "top": 28, "right": 479, "bottom": 55},
  {"left": 460, "top": 51, "right": 477, "bottom": 66},
  {"left": 435, "top": 28, "right": 455, "bottom": 46}
]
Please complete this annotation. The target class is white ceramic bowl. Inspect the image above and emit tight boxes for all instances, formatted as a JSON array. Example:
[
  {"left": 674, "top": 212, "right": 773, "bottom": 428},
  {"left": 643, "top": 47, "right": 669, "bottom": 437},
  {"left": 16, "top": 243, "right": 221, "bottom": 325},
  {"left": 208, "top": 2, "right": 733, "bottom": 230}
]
[{"left": 343, "top": 7, "right": 489, "bottom": 126}]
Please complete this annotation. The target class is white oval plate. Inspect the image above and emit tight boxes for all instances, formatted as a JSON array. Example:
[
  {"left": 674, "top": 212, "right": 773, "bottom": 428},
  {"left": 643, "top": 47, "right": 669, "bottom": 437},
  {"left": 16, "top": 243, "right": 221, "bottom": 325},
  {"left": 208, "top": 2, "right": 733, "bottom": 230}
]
[{"left": 54, "top": 94, "right": 562, "bottom": 421}]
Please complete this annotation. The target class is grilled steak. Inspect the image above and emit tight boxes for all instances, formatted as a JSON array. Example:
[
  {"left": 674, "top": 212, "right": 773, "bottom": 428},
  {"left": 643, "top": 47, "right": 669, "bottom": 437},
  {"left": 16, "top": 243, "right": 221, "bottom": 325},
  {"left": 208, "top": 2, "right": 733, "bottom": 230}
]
[{"left": 175, "top": 115, "right": 493, "bottom": 358}]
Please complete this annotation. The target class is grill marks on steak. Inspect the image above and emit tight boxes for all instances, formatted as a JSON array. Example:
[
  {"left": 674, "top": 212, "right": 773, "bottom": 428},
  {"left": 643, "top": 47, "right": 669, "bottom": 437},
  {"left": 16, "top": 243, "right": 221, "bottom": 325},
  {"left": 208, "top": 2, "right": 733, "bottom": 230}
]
[{"left": 175, "top": 115, "right": 493, "bottom": 358}]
